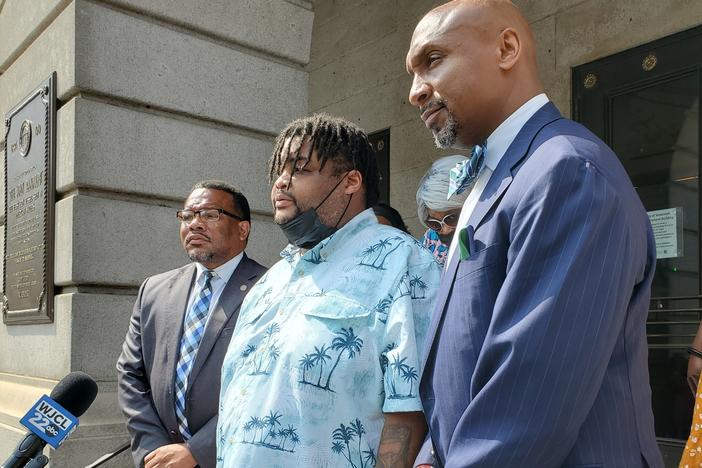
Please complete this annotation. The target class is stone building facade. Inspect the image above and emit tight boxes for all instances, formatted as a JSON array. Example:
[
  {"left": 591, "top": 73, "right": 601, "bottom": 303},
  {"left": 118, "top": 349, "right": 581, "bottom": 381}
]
[
  {"left": 0, "top": 1, "right": 311, "bottom": 465},
  {"left": 1, "top": 0, "right": 701, "bottom": 466}
]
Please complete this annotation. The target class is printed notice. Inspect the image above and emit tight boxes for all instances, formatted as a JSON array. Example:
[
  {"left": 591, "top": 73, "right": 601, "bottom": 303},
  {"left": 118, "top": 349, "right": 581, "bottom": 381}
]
[{"left": 648, "top": 207, "right": 683, "bottom": 260}]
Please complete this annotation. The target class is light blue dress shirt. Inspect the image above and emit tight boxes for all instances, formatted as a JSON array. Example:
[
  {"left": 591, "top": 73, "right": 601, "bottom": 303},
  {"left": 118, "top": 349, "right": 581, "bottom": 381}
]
[{"left": 217, "top": 209, "right": 441, "bottom": 467}]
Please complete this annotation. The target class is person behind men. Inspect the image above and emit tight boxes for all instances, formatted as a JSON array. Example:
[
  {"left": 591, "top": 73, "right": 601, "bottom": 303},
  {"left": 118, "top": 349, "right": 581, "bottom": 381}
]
[
  {"left": 373, "top": 202, "right": 410, "bottom": 233},
  {"left": 217, "top": 114, "right": 441, "bottom": 467},
  {"left": 679, "top": 323, "right": 702, "bottom": 467},
  {"left": 406, "top": 1, "right": 663, "bottom": 467},
  {"left": 416, "top": 155, "right": 469, "bottom": 267},
  {"left": 117, "top": 181, "right": 266, "bottom": 468}
]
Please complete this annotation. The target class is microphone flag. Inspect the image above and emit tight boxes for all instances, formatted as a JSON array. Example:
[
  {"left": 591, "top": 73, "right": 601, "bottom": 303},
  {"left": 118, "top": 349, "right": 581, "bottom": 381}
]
[{"left": 19, "top": 395, "right": 78, "bottom": 449}]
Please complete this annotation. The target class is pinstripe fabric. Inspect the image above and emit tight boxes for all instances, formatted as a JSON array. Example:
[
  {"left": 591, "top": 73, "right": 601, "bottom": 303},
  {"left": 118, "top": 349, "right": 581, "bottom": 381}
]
[{"left": 418, "top": 103, "right": 663, "bottom": 468}]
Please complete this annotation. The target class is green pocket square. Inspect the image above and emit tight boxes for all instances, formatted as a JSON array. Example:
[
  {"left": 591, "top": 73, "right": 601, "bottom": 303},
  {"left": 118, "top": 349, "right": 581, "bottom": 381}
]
[{"left": 458, "top": 227, "right": 470, "bottom": 260}]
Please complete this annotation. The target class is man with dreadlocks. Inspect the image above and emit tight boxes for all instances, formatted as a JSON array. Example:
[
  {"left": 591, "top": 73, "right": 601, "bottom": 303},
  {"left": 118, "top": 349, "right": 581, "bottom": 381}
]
[{"left": 216, "top": 113, "right": 441, "bottom": 467}]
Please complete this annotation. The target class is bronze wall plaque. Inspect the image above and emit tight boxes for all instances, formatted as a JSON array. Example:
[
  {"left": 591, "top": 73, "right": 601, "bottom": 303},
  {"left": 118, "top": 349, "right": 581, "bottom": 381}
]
[{"left": 3, "top": 73, "right": 56, "bottom": 324}]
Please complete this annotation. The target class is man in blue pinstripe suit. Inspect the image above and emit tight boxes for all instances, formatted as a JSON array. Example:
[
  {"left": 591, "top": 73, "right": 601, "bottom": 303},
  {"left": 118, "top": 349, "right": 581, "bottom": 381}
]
[{"left": 406, "top": 1, "right": 664, "bottom": 467}]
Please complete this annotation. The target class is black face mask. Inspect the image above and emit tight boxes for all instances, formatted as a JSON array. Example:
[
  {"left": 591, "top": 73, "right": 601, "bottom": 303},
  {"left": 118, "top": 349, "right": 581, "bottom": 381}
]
[{"left": 278, "top": 173, "right": 352, "bottom": 249}]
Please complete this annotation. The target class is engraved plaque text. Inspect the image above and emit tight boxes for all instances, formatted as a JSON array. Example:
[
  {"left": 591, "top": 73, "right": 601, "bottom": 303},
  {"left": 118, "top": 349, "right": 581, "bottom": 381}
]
[{"left": 3, "top": 73, "right": 56, "bottom": 324}]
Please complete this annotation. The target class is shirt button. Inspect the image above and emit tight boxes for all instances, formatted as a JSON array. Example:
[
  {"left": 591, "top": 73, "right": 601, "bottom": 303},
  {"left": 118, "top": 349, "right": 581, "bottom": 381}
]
[{"left": 298, "top": 270, "right": 304, "bottom": 277}]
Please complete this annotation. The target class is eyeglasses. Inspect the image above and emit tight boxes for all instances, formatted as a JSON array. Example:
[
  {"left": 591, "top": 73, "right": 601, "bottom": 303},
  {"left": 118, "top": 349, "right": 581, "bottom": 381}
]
[
  {"left": 425, "top": 212, "right": 459, "bottom": 231},
  {"left": 176, "top": 208, "right": 244, "bottom": 224}
]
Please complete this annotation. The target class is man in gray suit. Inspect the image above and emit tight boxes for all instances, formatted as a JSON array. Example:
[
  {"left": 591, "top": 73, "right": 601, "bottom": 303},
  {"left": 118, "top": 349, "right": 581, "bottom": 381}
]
[{"left": 117, "top": 180, "right": 267, "bottom": 468}]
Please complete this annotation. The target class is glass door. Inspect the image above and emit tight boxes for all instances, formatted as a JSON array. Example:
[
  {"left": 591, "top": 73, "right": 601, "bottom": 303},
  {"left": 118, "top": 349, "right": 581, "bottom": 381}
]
[{"left": 573, "top": 25, "right": 702, "bottom": 465}]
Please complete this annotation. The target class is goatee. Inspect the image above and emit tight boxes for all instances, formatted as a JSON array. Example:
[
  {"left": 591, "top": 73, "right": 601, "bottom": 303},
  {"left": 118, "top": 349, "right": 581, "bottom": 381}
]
[
  {"left": 189, "top": 251, "right": 214, "bottom": 263},
  {"left": 274, "top": 206, "right": 300, "bottom": 225},
  {"left": 433, "top": 112, "right": 458, "bottom": 149}
]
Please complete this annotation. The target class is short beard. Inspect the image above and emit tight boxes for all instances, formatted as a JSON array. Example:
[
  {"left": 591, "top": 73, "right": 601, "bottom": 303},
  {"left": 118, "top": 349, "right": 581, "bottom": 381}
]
[
  {"left": 274, "top": 205, "right": 301, "bottom": 225},
  {"left": 189, "top": 251, "right": 214, "bottom": 264},
  {"left": 433, "top": 112, "right": 459, "bottom": 149}
]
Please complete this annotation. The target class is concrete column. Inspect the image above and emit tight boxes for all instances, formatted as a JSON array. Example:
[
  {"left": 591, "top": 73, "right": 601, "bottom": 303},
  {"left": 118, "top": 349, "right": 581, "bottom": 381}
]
[{"left": 0, "top": 0, "right": 313, "bottom": 465}]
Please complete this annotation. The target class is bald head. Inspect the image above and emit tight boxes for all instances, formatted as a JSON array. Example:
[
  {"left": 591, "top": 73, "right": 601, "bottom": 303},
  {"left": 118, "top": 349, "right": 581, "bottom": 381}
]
[
  {"left": 419, "top": 1, "right": 535, "bottom": 53},
  {"left": 407, "top": 0, "right": 543, "bottom": 148}
]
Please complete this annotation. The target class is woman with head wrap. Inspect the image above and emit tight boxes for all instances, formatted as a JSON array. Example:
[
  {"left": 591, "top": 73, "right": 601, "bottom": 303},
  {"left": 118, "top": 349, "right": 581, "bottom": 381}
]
[{"left": 416, "top": 155, "right": 470, "bottom": 267}]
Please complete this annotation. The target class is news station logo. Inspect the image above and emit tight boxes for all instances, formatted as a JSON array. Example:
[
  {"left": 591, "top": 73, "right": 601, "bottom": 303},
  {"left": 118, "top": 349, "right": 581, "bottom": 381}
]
[{"left": 20, "top": 395, "right": 78, "bottom": 448}]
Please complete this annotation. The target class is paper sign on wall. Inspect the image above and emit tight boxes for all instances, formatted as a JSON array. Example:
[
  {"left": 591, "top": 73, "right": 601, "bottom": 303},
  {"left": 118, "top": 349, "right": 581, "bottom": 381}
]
[{"left": 647, "top": 207, "right": 683, "bottom": 260}]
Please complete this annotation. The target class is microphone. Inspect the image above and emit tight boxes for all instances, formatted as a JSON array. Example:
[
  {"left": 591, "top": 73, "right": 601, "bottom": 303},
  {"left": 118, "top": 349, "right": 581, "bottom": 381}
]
[{"left": 1, "top": 371, "right": 98, "bottom": 468}]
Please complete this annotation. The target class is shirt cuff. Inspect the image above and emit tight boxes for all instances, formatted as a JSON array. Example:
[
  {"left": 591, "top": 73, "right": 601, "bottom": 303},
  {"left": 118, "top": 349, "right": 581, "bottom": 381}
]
[{"left": 382, "top": 397, "right": 423, "bottom": 413}]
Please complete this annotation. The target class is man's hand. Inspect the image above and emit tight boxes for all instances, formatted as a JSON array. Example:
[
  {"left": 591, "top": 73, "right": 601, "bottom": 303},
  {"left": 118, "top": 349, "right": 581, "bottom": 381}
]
[
  {"left": 144, "top": 443, "right": 196, "bottom": 468},
  {"left": 377, "top": 412, "right": 427, "bottom": 468}
]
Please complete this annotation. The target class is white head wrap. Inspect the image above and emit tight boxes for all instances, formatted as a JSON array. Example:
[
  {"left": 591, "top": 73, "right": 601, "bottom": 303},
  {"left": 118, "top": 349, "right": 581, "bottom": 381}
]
[{"left": 416, "top": 155, "right": 469, "bottom": 228}]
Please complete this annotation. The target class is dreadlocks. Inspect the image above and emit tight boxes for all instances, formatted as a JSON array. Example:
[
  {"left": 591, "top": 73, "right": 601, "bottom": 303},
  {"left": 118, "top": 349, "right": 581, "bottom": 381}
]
[{"left": 268, "top": 113, "right": 380, "bottom": 208}]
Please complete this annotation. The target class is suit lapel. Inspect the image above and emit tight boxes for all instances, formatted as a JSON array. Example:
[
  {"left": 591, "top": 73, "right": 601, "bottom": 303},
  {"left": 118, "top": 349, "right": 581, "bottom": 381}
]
[
  {"left": 422, "top": 103, "right": 563, "bottom": 375},
  {"left": 467, "top": 102, "right": 563, "bottom": 232},
  {"left": 420, "top": 252, "right": 460, "bottom": 373},
  {"left": 188, "top": 254, "right": 259, "bottom": 385}
]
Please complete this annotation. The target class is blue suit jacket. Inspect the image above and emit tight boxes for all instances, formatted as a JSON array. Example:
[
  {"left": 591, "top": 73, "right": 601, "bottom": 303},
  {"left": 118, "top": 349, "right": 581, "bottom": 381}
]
[{"left": 418, "top": 103, "right": 664, "bottom": 468}]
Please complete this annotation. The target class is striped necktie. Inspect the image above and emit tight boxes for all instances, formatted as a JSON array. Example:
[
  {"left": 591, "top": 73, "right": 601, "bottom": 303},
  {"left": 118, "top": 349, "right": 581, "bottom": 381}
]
[{"left": 174, "top": 270, "right": 214, "bottom": 439}]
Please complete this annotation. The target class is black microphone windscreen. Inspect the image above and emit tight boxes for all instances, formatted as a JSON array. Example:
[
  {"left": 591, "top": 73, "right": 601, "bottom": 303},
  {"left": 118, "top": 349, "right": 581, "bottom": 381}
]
[{"left": 49, "top": 371, "right": 98, "bottom": 417}]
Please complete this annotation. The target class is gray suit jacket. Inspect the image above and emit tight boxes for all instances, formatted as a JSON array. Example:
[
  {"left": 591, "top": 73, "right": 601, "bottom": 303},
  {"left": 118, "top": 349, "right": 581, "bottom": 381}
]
[{"left": 117, "top": 254, "right": 266, "bottom": 468}]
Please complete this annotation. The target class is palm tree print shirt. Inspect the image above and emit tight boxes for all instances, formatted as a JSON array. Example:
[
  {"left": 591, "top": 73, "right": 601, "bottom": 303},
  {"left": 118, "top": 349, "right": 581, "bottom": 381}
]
[{"left": 217, "top": 208, "right": 441, "bottom": 467}]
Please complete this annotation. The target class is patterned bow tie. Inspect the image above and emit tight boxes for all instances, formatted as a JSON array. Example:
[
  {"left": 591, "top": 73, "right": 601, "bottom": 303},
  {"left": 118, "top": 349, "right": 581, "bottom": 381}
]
[{"left": 447, "top": 143, "right": 487, "bottom": 199}]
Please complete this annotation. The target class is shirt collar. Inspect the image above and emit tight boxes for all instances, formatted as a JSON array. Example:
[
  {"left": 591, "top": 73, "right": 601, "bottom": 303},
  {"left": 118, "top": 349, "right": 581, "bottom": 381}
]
[
  {"left": 280, "top": 208, "right": 377, "bottom": 263},
  {"left": 484, "top": 93, "right": 549, "bottom": 171},
  {"left": 194, "top": 251, "right": 244, "bottom": 284}
]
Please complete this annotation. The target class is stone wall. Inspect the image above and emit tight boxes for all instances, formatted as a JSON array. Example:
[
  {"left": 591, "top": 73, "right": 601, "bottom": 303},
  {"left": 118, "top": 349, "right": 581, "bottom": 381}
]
[
  {"left": 0, "top": 1, "right": 312, "bottom": 465},
  {"left": 2, "top": 0, "right": 701, "bottom": 465},
  {"left": 308, "top": 0, "right": 702, "bottom": 236}
]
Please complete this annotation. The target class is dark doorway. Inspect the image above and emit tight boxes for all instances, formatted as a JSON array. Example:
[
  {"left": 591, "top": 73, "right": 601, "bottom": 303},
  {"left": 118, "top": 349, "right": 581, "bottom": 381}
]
[
  {"left": 573, "top": 25, "right": 702, "bottom": 464},
  {"left": 369, "top": 128, "right": 390, "bottom": 204}
]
